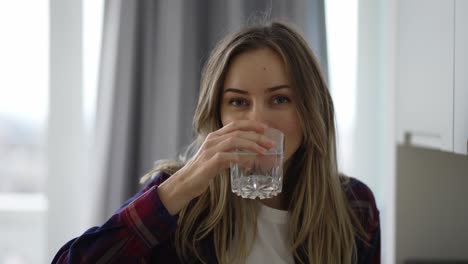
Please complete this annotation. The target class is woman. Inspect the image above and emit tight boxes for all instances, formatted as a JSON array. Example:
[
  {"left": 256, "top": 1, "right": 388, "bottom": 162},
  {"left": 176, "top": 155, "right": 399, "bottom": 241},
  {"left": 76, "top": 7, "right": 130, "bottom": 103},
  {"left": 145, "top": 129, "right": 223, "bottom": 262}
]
[{"left": 53, "top": 21, "right": 380, "bottom": 263}]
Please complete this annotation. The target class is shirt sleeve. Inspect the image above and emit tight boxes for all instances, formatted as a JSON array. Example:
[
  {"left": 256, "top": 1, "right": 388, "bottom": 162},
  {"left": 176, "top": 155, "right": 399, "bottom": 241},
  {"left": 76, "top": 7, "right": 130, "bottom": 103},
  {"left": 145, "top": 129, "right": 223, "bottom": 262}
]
[
  {"left": 51, "top": 171, "right": 178, "bottom": 263},
  {"left": 343, "top": 177, "right": 381, "bottom": 264},
  {"left": 361, "top": 220, "right": 381, "bottom": 264}
]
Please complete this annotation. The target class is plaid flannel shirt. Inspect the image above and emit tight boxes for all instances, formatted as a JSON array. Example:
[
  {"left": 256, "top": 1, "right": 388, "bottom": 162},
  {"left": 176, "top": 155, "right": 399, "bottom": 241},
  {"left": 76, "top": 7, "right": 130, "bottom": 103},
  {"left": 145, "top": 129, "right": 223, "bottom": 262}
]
[{"left": 53, "top": 171, "right": 380, "bottom": 263}]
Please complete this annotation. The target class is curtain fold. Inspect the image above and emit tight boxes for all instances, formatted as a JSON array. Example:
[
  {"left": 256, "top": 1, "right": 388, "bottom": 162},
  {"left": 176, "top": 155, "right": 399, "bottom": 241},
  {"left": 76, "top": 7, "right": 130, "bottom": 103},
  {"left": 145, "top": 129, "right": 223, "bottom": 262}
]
[{"left": 93, "top": 0, "right": 328, "bottom": 221}]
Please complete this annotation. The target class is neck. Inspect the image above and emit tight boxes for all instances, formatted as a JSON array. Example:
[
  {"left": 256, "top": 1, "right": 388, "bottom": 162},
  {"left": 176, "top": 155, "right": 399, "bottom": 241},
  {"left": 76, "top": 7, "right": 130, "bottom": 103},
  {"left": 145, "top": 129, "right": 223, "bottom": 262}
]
[
  {"left": 258, "top": 158, "right": 293, "bottom": 210},
  {"left": 259, "top": 193, "right": 288, "bottom": 210}
]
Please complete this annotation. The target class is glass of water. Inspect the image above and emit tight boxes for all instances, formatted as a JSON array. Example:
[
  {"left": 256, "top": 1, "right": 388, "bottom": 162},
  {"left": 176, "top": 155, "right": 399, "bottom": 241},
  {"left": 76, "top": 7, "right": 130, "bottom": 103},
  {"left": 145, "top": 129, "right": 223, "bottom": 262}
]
[{"left": 230, "top": 127, "right": 284, "bottom": 199}]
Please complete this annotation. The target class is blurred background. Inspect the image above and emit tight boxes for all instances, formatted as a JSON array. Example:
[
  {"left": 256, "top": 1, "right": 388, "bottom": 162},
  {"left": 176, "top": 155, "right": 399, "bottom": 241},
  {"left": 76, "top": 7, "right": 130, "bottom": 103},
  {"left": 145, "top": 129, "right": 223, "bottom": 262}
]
[{"left": 0, "top": 0, "right": 466, "bottom": 263}]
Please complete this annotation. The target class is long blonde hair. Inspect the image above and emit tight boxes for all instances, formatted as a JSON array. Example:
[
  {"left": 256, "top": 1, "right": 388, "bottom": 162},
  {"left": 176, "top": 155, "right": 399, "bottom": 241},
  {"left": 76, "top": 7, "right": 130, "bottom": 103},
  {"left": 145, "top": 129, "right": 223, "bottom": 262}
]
[{"left": 142, "top": 21, "right": 366, "bottom": 263}]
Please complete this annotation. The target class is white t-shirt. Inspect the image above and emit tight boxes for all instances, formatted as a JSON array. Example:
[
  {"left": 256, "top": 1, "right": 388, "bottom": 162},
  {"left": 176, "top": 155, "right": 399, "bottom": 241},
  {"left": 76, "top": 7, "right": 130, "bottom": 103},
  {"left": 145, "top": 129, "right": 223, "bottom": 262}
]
[{"left": 238, "top": 203, "right": 295, "bottom": 264}]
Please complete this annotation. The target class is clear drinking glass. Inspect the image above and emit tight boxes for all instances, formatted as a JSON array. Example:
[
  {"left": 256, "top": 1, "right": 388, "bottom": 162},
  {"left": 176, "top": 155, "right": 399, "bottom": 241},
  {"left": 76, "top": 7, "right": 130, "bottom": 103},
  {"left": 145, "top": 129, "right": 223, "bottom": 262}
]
[{"left": 230, "top": 127, "right": 284, "bottom": 199}]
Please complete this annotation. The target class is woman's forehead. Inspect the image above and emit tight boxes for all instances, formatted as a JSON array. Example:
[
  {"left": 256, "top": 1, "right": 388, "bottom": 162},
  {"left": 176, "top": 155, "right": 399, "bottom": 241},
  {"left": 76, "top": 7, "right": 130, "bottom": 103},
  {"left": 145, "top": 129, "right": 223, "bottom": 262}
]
[{"left": 222, "top": 48, "right": 291, "bottom": 93}]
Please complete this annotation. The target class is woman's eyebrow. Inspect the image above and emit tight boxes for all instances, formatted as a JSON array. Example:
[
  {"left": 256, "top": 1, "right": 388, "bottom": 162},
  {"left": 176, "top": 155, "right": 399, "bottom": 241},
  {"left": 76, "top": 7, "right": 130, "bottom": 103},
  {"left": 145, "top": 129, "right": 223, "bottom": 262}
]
[
  {"left": 223, "top": 88, "right": 248, "bottom": 94},
  {"left": 265, "top": 85, "right": 290, "bottom": 92},
  {"left": 223, "top": 85, "right": 290, "bottom": 94}
]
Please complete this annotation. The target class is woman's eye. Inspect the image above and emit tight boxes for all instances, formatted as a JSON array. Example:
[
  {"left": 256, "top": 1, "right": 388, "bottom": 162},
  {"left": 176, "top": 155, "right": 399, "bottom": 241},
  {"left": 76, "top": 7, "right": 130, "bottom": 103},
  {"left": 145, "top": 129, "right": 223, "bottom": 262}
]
[
  {"left": 272, "top": 95, "right": 290, "bottom": 104},
  {"left": 229, "top": 98, "right": 248, "bottom": 106}
]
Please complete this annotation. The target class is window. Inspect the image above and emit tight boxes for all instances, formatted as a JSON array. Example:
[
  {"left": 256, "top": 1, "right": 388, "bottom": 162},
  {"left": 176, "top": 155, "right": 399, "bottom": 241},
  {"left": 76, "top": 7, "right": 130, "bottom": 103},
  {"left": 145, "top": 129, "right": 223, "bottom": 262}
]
[
  {"left": 0, "top": 2, "right": 49, "bottom": 262},
  {"left": 0, "top": 1, "right": 49, "bottom": 194},
  {"left": 0, "top": 1, "right": 104, "bottom": 262}
]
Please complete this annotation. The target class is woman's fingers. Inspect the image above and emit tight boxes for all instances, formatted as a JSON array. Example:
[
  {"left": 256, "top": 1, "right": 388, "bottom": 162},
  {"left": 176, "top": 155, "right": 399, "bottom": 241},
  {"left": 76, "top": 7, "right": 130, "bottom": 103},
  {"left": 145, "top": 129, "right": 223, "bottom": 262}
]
[
  {"left": 216, "top": 135, "right": 268, "bottom": 154},
  {"left": 230, "top": 130, "right": 275, "bottom": 148},
  {"left": 206, "top": 125, "right": 275, "bottom": 149},
  {"left": 210, "top": 130, "right": 275, "bottom": 153},
  {"left": 210, "top": 120, "right": 268, "bottom": 137}
]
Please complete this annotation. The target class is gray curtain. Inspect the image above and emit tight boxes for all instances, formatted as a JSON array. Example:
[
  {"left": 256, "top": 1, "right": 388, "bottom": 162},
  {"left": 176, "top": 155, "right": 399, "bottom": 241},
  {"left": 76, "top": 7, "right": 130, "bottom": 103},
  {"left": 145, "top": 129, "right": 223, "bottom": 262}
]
[{"left": 94, "top": 0, "right": 328, "bottom": 220}]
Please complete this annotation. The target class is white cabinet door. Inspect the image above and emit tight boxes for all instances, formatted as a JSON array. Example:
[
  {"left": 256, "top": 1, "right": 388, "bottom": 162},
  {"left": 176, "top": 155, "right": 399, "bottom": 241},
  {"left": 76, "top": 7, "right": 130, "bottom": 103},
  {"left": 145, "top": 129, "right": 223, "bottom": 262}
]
[
  {"left": 454, "top": 0, "right": 468, "bottom": 155},
  {"left": 397, "top": 0, "right": 454, "bottom": 152}
]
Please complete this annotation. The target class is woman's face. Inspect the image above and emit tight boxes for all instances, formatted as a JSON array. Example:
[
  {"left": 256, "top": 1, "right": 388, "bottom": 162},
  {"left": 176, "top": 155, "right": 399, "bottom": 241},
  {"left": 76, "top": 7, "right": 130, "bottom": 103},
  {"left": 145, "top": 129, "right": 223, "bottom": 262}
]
[{"left": 220, "top": 48, "right": 303, "bottom": 163}]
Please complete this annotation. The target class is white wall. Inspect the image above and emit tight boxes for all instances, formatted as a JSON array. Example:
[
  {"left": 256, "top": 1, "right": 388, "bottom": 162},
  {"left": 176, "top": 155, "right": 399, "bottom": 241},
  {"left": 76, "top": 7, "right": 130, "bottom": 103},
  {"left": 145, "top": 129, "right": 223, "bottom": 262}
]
[
  {"left": 326, "top": 1, "right": 397, "bottom": 263},
  {"left": 47, "top": 0, "right": 104, "bottom": 261},
  {"left": 48, "top": 0, "right": 87, "bottom": 260}
]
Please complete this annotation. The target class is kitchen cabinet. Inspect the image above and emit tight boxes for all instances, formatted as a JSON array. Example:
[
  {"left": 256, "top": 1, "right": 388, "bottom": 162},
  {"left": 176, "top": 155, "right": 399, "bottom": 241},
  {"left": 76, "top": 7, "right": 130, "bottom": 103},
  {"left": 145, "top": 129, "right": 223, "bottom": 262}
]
[{"left": 397, "top": 0, "right": 468, "bottom": 155}]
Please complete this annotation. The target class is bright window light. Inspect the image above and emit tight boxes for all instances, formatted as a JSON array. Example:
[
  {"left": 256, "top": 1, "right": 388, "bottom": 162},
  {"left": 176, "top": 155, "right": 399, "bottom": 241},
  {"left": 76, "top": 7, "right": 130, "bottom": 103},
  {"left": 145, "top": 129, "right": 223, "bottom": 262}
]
[
  {"left": 0, "top": 1, "right": 49, "bottom": 193},
  {"left": 0, "top": 1, "right": 49, "bottom": 125},
  {"left": 325, "top": 0, "right": 358, "bottom": 175}
]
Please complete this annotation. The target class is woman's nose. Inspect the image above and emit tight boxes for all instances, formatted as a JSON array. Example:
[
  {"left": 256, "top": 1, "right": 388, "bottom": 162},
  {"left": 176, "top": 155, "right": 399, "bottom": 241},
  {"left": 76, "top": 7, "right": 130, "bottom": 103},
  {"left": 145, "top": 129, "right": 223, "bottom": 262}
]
[{"left": 246, "top": 104, "right": 270, "bottom": 125}]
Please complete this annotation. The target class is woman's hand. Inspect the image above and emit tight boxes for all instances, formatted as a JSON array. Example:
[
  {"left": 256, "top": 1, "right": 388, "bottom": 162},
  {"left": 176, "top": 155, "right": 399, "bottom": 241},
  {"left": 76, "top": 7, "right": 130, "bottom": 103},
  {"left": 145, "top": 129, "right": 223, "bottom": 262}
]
[{"left": 157, "top": 120, "right": 275, "bottom": 215}]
